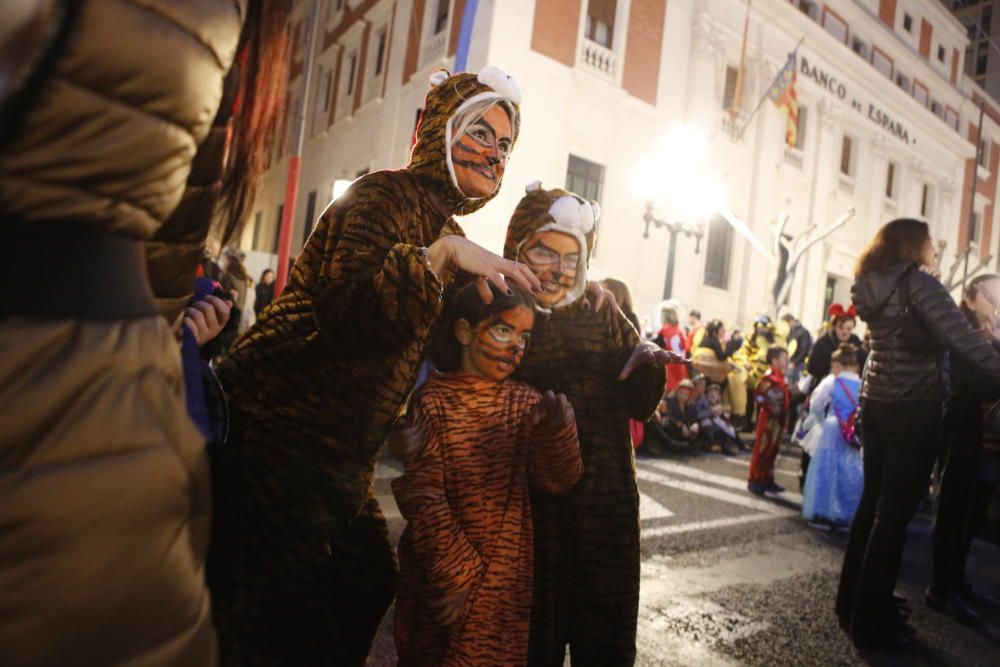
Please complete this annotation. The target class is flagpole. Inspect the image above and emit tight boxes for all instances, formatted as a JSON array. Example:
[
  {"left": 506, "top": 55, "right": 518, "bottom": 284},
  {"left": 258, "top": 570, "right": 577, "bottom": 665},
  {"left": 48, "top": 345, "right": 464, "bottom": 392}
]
[
  {"left": 737, "top": 36, "right": 805, "bottom": 140},
  {"left": 730, "top": 0, "right": 752, "bottom": 122}
]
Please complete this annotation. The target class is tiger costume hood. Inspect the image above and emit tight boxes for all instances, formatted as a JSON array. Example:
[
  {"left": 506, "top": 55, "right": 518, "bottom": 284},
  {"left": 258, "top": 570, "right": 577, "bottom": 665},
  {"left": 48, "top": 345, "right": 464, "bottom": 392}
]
[
  {"left": 503, "top": 180, "right": 601, "bottom": 307},
  {"left": 408, "top": 66, "right": 522, "bottom": 216}
]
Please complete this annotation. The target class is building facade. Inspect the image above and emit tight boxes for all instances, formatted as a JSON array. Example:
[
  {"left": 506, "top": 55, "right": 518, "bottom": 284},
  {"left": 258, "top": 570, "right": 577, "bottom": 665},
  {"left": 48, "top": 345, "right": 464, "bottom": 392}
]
[
  {"left": 945, "top": 1, "right": 1000, "bottom": 101},
  {"left": 243, "top": 0, "right": 997, "bottom": 333}
]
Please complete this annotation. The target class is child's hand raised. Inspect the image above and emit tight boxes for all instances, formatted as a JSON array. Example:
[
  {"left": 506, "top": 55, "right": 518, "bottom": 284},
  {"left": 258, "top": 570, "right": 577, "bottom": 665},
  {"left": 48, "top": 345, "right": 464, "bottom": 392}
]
[{"left": 529, "top": 390, "right": 575, "bottom": 431}]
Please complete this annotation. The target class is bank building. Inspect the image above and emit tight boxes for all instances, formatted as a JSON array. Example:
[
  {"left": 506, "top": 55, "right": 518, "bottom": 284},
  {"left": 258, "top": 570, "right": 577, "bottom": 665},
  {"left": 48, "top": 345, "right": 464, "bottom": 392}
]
[{"left": 242, "top": 0, "right": 999, "bottom": 333}]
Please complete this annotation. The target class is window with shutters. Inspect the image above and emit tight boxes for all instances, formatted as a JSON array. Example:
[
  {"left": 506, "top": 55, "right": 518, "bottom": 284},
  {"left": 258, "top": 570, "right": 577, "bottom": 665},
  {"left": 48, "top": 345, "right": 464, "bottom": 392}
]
[{"left": 703, "top": 215, "right": 732, "bottom": 290}]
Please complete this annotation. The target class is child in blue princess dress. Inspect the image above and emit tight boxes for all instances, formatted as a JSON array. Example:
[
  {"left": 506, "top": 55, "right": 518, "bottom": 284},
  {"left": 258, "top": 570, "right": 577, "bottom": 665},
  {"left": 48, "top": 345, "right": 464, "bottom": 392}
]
[{"left": 802, "top": 343, "right": 864, "bottom": 530}]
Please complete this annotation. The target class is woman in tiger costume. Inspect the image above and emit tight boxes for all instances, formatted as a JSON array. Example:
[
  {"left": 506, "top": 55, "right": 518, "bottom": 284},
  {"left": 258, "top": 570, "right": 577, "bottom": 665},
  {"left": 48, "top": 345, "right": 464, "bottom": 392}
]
[
  {"left": 208, "top": 66, "right": 538, "bottom": 666},
  {"left": 502, "top": 182, "right": 677, "bottom": 666},
  {"left": 392, "top": 282, "right": 582, "bottom": 666}
]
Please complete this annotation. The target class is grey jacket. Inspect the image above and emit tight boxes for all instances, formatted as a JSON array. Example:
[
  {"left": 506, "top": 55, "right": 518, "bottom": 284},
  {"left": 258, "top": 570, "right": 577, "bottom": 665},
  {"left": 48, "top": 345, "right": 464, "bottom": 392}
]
[{"left": 852, "top": 263, "right": 1000, "bottom": 403}]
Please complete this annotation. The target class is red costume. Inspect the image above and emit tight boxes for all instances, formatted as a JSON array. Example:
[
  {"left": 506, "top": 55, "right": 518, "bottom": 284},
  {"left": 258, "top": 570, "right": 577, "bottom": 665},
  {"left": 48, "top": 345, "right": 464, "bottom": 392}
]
[
  {"left": 748, "top": 369, "right": 790, "bottom": 485},
  {"left": 658, "top": 322, "right": 690, "bottom": 391}
]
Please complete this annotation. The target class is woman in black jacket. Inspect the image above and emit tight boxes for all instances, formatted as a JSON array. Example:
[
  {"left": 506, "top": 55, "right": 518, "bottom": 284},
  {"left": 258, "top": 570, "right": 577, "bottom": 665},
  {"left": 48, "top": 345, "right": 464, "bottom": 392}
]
[{"left": 836, "top": 219, "right": 1000, "bottom": 650}]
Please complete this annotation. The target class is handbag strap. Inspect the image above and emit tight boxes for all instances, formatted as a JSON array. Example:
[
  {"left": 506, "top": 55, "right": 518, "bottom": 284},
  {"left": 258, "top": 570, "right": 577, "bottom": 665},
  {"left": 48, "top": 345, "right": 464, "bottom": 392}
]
[{"left": 835, "top": 378, "right": 857, "bottom": 410}]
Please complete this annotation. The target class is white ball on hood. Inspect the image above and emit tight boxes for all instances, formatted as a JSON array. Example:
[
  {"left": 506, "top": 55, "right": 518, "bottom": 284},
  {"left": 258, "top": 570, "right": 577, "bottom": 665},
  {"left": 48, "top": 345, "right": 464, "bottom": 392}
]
[{"left": 477, "top": 65, "right": 523, "bottom": 105}]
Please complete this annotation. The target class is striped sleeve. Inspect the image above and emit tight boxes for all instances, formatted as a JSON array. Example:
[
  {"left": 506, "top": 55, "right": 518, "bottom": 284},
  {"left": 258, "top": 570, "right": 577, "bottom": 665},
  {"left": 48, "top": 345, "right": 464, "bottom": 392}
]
[
  {"left": 521, "top": 390, "right": 583, "bottom": 495},
  {"left": 390, "top": 395, "right": 485, "bottom": 596},
  {"left": 313, "top": 181, "right": 451, "bottom": 355}
]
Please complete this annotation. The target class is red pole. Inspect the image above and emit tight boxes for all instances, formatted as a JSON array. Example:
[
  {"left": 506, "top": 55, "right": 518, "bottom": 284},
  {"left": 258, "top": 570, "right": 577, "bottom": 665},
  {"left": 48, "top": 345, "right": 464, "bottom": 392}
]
[
  {"left": 272, "top": 0, "right": 319, "bottom": 298},
  {"left": 274, "top": 155, "right": 301, "bottom": 297}
]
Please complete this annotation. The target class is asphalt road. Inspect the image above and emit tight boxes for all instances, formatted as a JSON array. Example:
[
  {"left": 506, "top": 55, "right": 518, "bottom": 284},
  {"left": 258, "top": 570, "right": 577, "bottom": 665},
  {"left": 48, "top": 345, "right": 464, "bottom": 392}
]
[{"left": 368, "top": 443, "right": 1000, "bottom": 666}]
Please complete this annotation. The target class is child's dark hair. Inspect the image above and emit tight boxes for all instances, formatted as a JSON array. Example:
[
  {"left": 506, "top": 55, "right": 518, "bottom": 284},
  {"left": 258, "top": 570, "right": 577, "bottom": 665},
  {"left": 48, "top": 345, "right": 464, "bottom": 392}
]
[
  {"left": 831, "top": 343, "right": 860, "bottom": 368},
  {"left": 766, "top": 346, "right": 787, "bottom": 365},
  {"left": 430, "top": 282, "right": 536, "bottom": 372}
]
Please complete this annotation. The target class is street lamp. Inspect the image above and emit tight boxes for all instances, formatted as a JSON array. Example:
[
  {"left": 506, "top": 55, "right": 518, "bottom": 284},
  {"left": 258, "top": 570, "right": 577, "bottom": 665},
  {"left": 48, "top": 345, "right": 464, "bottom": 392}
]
[
  {"left": 331, "top": 178, "right": 353, "bottom": 202},
  {"left": 642, "top": 202, "right": 705, "bottom": 300},
  {"left": 634, "top": 124, "right": 724, "bottom": 300}
]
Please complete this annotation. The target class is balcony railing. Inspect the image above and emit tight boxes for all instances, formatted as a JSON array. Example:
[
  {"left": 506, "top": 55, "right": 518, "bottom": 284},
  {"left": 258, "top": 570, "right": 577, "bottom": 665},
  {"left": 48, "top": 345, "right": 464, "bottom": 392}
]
[
  {"left": 720, "top": 109, "right": 749, "bottom": 142},
  {"left": 578, "top": 38, "right": 617, "bottom": 81},
  {"left": 420, "top": 31, "right": 447, "bottom": 69},
  {"left": 784, "top": 147, "right": 804, "bottom": 169}
]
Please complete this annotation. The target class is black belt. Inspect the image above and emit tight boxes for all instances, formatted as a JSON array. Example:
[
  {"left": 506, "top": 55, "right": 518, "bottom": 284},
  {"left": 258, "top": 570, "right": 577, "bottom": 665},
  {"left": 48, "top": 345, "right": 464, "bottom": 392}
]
[{"left": 0, "top": 221, "right": 157, "bottom": 320}]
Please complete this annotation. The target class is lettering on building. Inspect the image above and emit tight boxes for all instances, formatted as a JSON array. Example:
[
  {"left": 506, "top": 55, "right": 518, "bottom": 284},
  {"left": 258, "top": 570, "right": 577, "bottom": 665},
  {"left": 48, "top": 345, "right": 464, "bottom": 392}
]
[{"left": 799, "top": 55, "right": 914, "bottom": 145}]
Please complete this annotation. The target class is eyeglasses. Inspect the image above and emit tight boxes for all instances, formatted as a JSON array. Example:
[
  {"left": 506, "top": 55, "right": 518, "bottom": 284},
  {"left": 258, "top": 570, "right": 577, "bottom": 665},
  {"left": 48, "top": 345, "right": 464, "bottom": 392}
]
[{"left": 522, "top": 246, "right": 580, "bottom": 273}]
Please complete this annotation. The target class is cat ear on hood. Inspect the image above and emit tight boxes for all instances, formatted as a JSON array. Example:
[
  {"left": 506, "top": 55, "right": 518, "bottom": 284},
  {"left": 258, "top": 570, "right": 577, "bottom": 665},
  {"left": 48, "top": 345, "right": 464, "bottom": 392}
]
[
  {"left": 477, "top": 65, "right": 523, "bottom": 104},
  {"left": 429, "top": 69, "right": 450, "bottom": 87}
]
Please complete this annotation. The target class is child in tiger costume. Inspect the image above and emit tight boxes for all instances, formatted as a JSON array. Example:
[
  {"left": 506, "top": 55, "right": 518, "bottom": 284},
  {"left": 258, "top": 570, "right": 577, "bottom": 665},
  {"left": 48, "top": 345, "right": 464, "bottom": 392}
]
[
  {"left": 504, "top": 182, "right": 676, "bottom": 666},
  {"left": 392, "top": 282, "right": 582, "bottom": 666},
  {"left": 208, "top": 66, "right": 537, "bottom": 666}
]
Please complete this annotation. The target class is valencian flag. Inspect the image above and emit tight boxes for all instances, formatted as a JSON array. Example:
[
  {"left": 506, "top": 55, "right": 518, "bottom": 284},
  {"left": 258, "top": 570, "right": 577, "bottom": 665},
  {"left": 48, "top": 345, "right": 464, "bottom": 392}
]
[{"left": 768, "top": 53, "right": 799, "bottom": 147}]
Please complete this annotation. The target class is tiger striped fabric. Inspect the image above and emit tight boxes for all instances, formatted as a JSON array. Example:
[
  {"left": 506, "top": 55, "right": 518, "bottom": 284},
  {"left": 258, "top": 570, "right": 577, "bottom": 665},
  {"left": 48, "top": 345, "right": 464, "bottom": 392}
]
[
  {"left": 392, "top": 372, "right": 582, "bottom": 666},
  {"left": 209, "top": 69, "right": 519, "bottom": 666},
  {"left": 503, "top": 187, "right": 665, "bottom": 666}
]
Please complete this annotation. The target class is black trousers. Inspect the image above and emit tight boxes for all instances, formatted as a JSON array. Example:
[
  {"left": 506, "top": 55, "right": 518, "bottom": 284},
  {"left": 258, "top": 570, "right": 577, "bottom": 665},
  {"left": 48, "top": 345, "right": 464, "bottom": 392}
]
[
  {"left": 932, "top": 403, "right": 984, "bottom": 598},
  {"left": 836, "top": 399, "right": 942, "bottom": 638}
]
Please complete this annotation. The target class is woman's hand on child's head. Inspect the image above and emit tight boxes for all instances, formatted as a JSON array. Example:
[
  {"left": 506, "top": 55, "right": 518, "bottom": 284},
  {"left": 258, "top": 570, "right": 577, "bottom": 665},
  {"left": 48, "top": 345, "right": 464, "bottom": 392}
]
[
  {"left": 429, "top": 235, "right": 542, "bottom": 299},
  {"left": 529, "top": 391, "right": 575, "bottom": 431},
  {"left": 184, "top": 295, "right": 232, "bottom": 347},
  {"left": 386, "top": 420, "right": 426, "bottom": 464},
  {"left": 432, "top": 589, "right": 470, "bottom": 627}
]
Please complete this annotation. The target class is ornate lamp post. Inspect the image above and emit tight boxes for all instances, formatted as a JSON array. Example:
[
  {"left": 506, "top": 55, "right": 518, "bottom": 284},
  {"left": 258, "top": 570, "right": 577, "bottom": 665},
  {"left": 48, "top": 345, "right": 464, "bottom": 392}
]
[
  {"left": 634, "top": 124, "right": 723, "bottom": 302},
  {"left": 642, "top": 202, "right": 704, "bottom": 300}
]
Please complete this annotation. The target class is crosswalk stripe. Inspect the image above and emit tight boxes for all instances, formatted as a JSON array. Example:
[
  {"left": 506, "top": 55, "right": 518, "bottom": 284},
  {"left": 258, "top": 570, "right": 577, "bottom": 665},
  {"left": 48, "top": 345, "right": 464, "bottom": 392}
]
[
  {"left": 642, "top": 512, "right": 779, "bottom": 538},
  {"left": 639, "top": 459, "right": 804, "bottom": 505}
]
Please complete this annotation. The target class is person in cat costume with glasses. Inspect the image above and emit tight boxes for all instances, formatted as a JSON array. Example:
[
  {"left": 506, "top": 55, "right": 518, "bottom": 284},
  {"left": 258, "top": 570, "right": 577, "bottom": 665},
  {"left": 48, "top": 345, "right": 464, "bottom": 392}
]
[{"left": 208, "top": 66, "right": 541, "bottom": 666}]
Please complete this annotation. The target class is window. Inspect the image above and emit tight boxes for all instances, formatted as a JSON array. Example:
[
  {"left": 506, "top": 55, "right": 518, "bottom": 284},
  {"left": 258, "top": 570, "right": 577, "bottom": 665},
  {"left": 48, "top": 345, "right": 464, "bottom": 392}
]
[
  {"left": 796, "top": 1, "right": 819, "bottom": 21},
  {"left": 978, "top": 138, "right": 990, "bottom": 169},
  {"left": 821, "top": 7, "right": 848, "bottom": 44},
  {"left": 903, "top": 13, "right": 913, "bottom": 33},
  {"left": 871, "top": 47, "right": 893, "bottom": 79},
  {"left": 320, "top": 69, "right": 332, "bottom": 112},
  {"left": 434, "top": 0, "right": 449, "bottom": 35},
  {"left": 703, "top": 215, "right": 733, "bottom": 290},
  {"left": 921, "top": 184, "right": 932, "bottom": 217},
  {"left": 327, "top": 0, "right": 344, "bottom": 23},
  {"left": 938, "top": 45, "right": 946, "bottom": 63},
  {"left": 794, "top": 106, "right": 808, "bottom": 151},
  {"left": 273, "top": 204, "right": 284, "bottom": 254},
  {"left": 885, "top": 161, "right": 897, "bottom": 201},
  {"left": 984, "top": 5, "right": 994, "bottom": 35},
  {"left": 895, "top": 71, "right": 910, "bottom": 91},
  {"left": 345, "top": 50, "right": 357, "bottom": 96},
  {"left": 946, "top": 106, "right": 960, "bottom": 131},
  {"left": 722, "top": 65, "right": 741, "bottom": 113},
  {"left": 976, "top": 42, "right": 989, "bottom": 77},
  {"left": 970, "top": 210, "right": 983, "bottom": 247},
  {"left": 302, "top": 191, "right": 317, "bottom": 248},
  {"left": 585, "top": 0, "right": 617, "bottom": 48},
  {"left": 252, "top": 211, "right": 264, "bottom": 251},
  {"left": 373, "top": 28, "right": 388, "bottom": 76},
  {"left": 852, "top": 36, "right": 868, "bottom": 59},
  {"left": 840, "top": 135, "right": 854, "bottom": 177},
  {"left": 565, "top": 155, "right": 604, "bottom": 251},
  {"left": 912, "top": 80, "right": 929, "bottom": 107},
  {"left": 930, "top": 99, "right": 942, "bottom": 118}
]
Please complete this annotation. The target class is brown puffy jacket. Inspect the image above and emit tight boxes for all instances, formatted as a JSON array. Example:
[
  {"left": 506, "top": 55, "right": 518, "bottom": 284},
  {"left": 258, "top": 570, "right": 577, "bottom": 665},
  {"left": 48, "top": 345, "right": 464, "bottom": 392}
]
[{"left": 0, "top": 1, "right": 244, "bottom": 665}]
